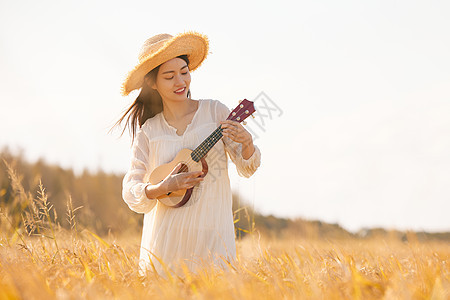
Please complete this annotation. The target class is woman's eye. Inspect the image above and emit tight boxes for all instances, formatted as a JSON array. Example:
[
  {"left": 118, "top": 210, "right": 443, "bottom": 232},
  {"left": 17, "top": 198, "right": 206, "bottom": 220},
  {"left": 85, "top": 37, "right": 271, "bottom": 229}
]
[{"left": 164, "top": 72, "right": 187, "bottom": 80}]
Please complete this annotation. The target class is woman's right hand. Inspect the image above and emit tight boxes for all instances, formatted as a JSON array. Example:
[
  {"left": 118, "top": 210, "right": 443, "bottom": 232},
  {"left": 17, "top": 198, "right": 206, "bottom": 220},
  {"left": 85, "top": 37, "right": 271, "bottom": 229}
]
[
  {"left": 145, "top": 163, "right": 204, "bottom": 199},
  {"left": 162, "top": 163, "right": 204, "bottom": 193}
]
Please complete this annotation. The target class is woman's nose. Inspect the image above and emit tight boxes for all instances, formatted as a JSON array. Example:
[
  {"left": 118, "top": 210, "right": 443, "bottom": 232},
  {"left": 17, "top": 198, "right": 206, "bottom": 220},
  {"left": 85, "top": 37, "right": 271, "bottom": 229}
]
[{"left": 174, "top": 74, "right": 184, "bottom": 85}]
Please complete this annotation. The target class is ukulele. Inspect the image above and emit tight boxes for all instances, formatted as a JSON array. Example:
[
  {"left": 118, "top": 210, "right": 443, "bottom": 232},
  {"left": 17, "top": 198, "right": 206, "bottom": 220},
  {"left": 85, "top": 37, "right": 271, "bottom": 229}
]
[{"left": 149, "top": 99, "right": 256, "bottom": 208}]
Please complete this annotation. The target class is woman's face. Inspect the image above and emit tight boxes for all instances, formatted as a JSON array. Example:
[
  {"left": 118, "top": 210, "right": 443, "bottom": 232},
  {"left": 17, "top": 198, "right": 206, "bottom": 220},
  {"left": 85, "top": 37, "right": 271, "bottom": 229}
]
[{"left": 151, "top": 57, "right": 191, "bottom": 103}]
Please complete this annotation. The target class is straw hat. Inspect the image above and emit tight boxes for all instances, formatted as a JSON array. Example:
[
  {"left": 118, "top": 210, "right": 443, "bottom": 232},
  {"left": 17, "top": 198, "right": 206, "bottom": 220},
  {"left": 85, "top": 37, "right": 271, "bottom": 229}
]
[{"left": 121, "top": 31, "right": 209, "bottom": 96}]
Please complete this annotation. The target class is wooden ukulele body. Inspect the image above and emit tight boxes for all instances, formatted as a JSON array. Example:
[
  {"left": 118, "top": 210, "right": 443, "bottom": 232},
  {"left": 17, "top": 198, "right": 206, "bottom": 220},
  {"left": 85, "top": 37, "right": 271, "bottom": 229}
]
[{"left": 149, "top": 148, "right": 208, "bottom": 208}]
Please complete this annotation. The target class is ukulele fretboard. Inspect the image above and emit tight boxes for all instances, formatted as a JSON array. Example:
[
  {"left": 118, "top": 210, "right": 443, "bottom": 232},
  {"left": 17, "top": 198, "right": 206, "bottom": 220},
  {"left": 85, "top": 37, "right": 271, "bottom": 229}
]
[{"left": 191, "top": 126, "right": 223, "bottom": 162}]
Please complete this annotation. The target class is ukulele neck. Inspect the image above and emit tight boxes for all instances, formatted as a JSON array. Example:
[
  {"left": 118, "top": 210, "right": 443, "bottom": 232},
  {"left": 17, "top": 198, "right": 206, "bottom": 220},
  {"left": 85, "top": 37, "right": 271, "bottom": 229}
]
[{"left": 191, "top": 125, "right": 223, "bottom": 162}]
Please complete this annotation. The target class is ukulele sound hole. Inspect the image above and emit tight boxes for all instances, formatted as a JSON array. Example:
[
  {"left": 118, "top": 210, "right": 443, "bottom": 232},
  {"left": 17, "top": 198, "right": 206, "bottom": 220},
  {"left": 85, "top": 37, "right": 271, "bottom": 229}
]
[{"left": 177, "top": 163, "right": 189, "bottom": 174}]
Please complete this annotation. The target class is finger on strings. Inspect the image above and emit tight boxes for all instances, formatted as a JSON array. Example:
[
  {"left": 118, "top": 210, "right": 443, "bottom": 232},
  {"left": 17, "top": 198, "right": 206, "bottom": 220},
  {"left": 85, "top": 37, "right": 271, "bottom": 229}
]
[
  {"left": 226, "top": 119, "right": 239, "bottom": 125},
  {"left": 223, "top": 127, "right": 236, "bottom": 134},
  {"left": 220, "top": 120, "right": 238, "bottom": 128}
]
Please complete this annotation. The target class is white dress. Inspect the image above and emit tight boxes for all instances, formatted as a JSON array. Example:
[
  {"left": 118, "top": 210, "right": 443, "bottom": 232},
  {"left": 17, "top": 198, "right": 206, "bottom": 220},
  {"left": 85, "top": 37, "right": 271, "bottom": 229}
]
[{"left": 122, "top": 99, "right": 261, "bottom": 274}]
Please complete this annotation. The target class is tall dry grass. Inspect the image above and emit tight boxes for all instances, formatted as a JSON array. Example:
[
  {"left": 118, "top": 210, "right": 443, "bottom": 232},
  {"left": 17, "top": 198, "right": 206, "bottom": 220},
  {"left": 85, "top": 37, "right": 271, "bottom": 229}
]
[{"left": 0, "top": 164, "right": 449, "bottom": 299}]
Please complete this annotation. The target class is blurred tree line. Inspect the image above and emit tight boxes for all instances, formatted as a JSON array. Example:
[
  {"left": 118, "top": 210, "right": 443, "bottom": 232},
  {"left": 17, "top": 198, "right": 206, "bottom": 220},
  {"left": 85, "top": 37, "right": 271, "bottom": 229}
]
[{"left": 2, "top": 148, "right": 448, "bottom": 241}]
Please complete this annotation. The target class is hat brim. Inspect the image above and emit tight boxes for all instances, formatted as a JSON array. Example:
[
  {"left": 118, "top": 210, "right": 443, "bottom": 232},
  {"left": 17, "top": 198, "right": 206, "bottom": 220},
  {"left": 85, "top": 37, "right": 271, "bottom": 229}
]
[{"left": 121, "top": 31, "right": 209, "bottom": 96}]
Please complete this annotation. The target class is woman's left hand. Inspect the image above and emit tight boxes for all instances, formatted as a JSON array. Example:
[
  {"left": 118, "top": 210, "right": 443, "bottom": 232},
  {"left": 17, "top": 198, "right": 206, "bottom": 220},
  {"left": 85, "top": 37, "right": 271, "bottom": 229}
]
[
  {"left": 220, "top": 120, "right": 252, "bottom": 145},
  {"left": 221, "top": 120, "right": 255, "bottom": 160}
]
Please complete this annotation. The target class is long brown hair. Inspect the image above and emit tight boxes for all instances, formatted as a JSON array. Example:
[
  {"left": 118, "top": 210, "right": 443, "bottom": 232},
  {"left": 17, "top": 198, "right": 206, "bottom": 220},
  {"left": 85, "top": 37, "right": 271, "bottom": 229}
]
[{"left": 114, "top": 55, "right": 190, "bottom": 142}]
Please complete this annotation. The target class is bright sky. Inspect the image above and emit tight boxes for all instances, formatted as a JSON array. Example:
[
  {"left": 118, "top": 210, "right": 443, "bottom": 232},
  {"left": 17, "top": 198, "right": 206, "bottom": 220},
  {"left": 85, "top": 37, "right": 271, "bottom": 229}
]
[{"left": 1, "top": 0, "right": 449, "bottom": 233}]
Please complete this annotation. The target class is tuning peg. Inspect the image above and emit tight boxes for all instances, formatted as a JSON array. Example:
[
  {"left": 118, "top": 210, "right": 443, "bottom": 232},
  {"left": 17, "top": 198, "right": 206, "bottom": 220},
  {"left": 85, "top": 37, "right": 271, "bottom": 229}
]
[
  {"left": 243, "top": 121, "right": 247, "bottom": 125},
  {"left": 239, "top": 99, "right": 243, "bottom": 103},
  {"left": 251, "top": 114, "right": 255, "bottom": 119}
]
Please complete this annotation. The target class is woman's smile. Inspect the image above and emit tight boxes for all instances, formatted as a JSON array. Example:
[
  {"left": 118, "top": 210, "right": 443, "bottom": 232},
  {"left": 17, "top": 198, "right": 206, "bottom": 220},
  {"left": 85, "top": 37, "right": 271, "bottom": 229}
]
[{"left": 174, "top": 87, "right": 186, "bottom": 94}]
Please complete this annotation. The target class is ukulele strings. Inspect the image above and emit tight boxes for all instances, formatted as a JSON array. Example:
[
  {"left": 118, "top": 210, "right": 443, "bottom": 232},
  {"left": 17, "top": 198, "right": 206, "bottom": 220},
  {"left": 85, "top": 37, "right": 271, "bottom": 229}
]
[
  {"left": 192, "top": 126, "right": 223, "bottom": 161},
  {"left": 180, "top": 126, "right": 223, "bottom": 173}
]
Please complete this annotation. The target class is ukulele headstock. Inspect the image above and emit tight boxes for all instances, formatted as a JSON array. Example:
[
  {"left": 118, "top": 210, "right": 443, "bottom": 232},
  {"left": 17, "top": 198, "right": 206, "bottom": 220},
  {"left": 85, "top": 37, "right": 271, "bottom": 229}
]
[{"left": 226, "top": 99, "right": 256, "bottom": 123}]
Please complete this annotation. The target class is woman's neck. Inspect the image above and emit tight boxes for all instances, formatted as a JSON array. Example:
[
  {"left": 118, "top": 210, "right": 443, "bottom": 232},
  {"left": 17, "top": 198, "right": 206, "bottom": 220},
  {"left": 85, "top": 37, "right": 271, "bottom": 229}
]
[{"left": 162, "top": 98, "right": 198, "bottom": 122}]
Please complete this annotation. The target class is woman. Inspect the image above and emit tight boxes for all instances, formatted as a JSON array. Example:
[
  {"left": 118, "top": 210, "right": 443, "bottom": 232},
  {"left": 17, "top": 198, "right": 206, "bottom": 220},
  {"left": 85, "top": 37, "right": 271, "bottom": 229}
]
[{"left": 118, "top": 32, "right": 261, "bottom": 275}]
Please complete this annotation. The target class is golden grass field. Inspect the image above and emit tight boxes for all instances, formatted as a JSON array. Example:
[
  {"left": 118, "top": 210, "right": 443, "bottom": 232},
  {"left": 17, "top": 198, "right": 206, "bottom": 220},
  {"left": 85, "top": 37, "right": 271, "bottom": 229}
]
[
  {"left": 1, "top": 165, "right": 449, "bottom": 299},
  {"left": 1, "top": 230, "right": 449, "bottom": 299}
]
